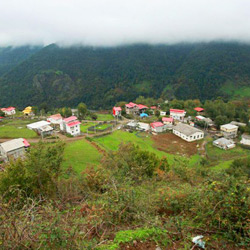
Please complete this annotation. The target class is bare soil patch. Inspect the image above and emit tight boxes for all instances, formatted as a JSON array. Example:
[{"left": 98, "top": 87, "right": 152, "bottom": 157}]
[{"left": 152, "top": 133, "right": 201, "bottom": 157}]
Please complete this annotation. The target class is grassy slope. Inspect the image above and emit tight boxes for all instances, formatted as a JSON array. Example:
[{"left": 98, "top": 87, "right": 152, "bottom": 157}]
[
  {"left": 63, "top": 139, "right": 102, "bottom": 174},
  {"left": 93, "top": 130, "right": 201, "bottom": 165},
  {"left": 0, "top": 119, "right": 38, "bottom": 138}
]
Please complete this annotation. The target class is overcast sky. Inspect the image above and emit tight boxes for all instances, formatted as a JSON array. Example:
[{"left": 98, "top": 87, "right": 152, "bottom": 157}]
[{"left": 1, "top": 0, "right": 250, "bottom": 47}]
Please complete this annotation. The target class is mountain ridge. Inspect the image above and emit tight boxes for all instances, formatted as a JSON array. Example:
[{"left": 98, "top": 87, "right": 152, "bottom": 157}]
[{"left": 0, "top": 42, "right": 250, "bottom": 109}]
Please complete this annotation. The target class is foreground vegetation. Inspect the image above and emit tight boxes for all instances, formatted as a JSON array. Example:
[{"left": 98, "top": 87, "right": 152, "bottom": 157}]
[{"left": 0, "top": 142, "right": 249, "bottom": 249}]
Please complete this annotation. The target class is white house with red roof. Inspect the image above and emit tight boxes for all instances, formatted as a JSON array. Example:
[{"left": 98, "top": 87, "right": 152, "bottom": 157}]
[
  {"left": 162, "top": 117, "right": 174, "bottom": 125},
  {"left": 170, "top": 109, "right": 186, "bottom": 122},
  {"left": 113, "top": 107, "right": 122, "bottom": 117},
  {"left": 150, "top": 122, "right": 166, "bottom": 133},
  {"left": 125, "top": 102, "right": 148, "bottom": 115},
  {"left": 47, "top": 113, "right": 63, "bottom": 124},
  {"left": 1, "top": 107, "right": 16, "bottom": 116},
  {"left": 60, "top": 116, "right": 81, "bottom": 136},
  {"left": 0, "top": 138, "right": 30, "bottom": 162}
]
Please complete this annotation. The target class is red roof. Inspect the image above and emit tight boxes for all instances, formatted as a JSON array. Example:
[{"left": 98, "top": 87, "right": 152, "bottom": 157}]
[
  {"left": 48, "top": 113, "right": 62, "bottom": 120},
  {"left": 0, "top": 116, "right": 4, "bottom": 119},
  {"left": 170, "top": 109, "right": 185, "bottom": 113},
  {"left": 1, "top": 107, "right": 15, "bottom": 111},
  {"left": 162, "top": 117, "right": 173, "bottom": 122},
  {"left": 137, "top": 104, "right": 148, "bottom": 110},
  {"left": 194, "top": 107, "right": 204, "bottom": 112},
  {"left": 150, "top": 122, "right": 164, "bottom": 128},
  {"left": 23, "top": 138, "right": 30, "bottom": 147},
  {"left": 113, "top": 107, "right": 122, "bottom": 111},
  {"left": 67, "top": 121, "right": 81, "bottom": 127},
  {"left": 125, "top": 102, "right": 137, "bottom": 108},
  {"left": 151, "top": 106, "right": 157, "bottom": 109},
  {"left": 64, "top": 116, "right": 78, "bottom": 123}
]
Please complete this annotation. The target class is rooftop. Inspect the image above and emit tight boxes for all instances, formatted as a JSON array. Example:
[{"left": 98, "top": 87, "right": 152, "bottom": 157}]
[
  {"left": 63, "top": 116, "right": 78, "bottom": 123},
  {"left": 67, "top": 121, "right": 81, "bottom": 127},
  {"left": 113, "top": 107, "right": 122, "bottom": 111},
  {"left": 221, "top": 124, "right": 238, "bottom": 130},
  {"left": 173, "top": 123, "right": 203, "bottom": 136},
  {"left": 27, "top": 120, "right": 50, "bottom": 129},
  {"left": 170, "top": 109, "right": 185, "bottom": 113},
  {"left": 48, "top": 113, "right": 62, "bottom": 120},
  {"left": 0, "top": 138, "right": 29, "bottom": 152},
  {"left": 194, "top": 107, "right": 204, "bottom": 112},
  {"left": 150, "top": 122, "right": 164, "bottom": 128},
  {"left": 213, "top": 138, "right": 235, "bottom": 146}
]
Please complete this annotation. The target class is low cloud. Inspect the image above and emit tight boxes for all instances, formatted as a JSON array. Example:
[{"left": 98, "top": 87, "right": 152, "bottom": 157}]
[{"left": 0, "top": 0, "right": 250, "bottom": 46}]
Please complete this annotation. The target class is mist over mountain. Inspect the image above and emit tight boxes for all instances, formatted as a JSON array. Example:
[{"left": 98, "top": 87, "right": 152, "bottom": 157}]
[{"left": 0, "top": 42, "right": 250, "bottom": 109}]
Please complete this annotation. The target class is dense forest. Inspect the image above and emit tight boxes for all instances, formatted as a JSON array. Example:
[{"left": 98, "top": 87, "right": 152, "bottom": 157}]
[
  {"left": 0, "top": 46, "right": 41, "bottom": 76},
  {"left": 0, "top": 42, "right": 250, "bottom": 109}
]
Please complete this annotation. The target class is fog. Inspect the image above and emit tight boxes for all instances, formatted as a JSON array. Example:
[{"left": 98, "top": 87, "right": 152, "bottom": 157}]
[{"left": 1, "top": 0, "right": 250, "bottom": 47}]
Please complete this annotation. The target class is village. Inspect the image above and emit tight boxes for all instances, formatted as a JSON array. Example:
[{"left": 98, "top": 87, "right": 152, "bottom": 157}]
[{"left": 0, "top": 100, "right": 249, "bottom": 169}]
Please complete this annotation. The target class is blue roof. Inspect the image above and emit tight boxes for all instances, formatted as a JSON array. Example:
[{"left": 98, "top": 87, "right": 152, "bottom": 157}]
[{"left": 140, "top": 113, "right": 148, "bottom": 117}]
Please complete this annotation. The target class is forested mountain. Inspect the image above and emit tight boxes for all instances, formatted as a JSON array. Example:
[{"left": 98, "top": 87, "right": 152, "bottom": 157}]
[
  {"left": 0, "top": 42, "right": 250, "bottom": 109},
  {"left": 0, "top": 46, "right": 42, "bottom": 76}
]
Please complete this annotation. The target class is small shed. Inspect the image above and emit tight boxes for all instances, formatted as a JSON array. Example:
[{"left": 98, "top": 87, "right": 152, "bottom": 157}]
[
  {"left": 213, "top": 138, "right": 235, "bottom": 150},
  {"left": 150, "top": 122, "right": 166, "bottom": 133},
  {"left": 240, "top": 134, "right": 250, "bottom": 146}
]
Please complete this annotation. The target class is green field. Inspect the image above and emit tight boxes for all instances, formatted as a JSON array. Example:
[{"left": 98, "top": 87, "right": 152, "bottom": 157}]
[
  {"left": 93, "top": 130, "right": 201, "bottom": 165},
  {"left": 206, "top": 142, "right": 249, "bottom": 169},
  {"left": 80, "top": 122, "right": 96, "bottom": 133},
  {"left": 63, "top": 139, "right": 102, "bottom": 173},
  {"left": 0, "top": 119, "right": 38, "bottom": 138},
  {"left": 96, "top": 113, "right": 114, "bottom": 121}
]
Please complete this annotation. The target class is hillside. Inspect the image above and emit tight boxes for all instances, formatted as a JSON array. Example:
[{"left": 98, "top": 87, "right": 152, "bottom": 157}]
[
  {"left": 0, "top": 42, "right": 250, "bottom": 109},
  {"left": 0, "top": 46, "right": 41, "bottom": 76}
]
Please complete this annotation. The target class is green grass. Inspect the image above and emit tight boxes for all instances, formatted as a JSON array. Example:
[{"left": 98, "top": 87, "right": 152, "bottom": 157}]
[
  {"left": 93, "top": 130, "right": 201, "bottom": 165},
  {"left": 0, "top": 119, "right": 38, "bottom": 138},
  {"left": 80, "top": 122, "right": 96, "bottom": 133},
  {"left": 220, "top": 81, "right": 250, "bottom": 98},
  {"left": 206, "top": 142, "right": 249, "bottom": 170},
  {"left": 96, "top": 113, "right": 114, "bottom": 121},
  {"left": 63, "top": 139, "right": 102, "bottom": 173},
  {"left": 95, "top": 123, "right": 112, "bottom": 130}
]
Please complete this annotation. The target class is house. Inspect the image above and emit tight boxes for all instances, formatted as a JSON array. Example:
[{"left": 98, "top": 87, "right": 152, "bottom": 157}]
[
  {"left": 0, "top": 116, "right": 4, "bottom": 121},
  {"left": 173, "top": 123, "right": 204, "bottom": 142},
  {"left": 150, "top": 106, "right": 157, "bottom": 114},
  {"left": 160, "top": 111, "right": 166, "bottom": 116},
  {"left": 71, "top": 109, "right": 78, "bottom": 116},
  {"left": 0, "top": 138, "right": 30, "bottom": 162},
  {"left": 230, "top": 121, "right": 246, "bottom": 127},
  {"left": 170, "top": 109, "right": 186, "bottom": 122},
  {"left": 47, "top": 113, "right": 63, "bottom": 124},
  {"left": 196, "top": 115, "right": 214, "bottom": 126},
  {"left": 213, "top": 138, "right": 235, "bottom": 150},
  {"left": 126, "top": 120, "right": 138, "bottom": 129},
  {"left": 220, "top": 124, "right": 238, "bottom": 139},
  {"left": 162, "top": 117, "right": 174, "bottom": 125},
  {"left": 113, "top": 107, "right": 122, "bottom": 117},
  {"left": 240, "top": 134, "right": 250, "bottom": 146},
  {"left": 194, "top": 107, "right": 204, "bottom": 113},
  {"left": 125, "top": 102, "right": 148, "bottom": 115},
  {"left": 125, "top": 102, "right": 139, "bottom": 115},
  {"left": 137, "top": 122, "right": 150, "bottom": 131},
  {"left": 27, "top": 121, "right": 53, "bottom": 137},
  {"left": 22, "top": 106, "right": 33, "bottom": 116},
  {"left": 150, "top": 122, "right": 166, "bottom": 133},
  {"left": 60, "top": 116, "right": 81, "bottom": 136},
  {"left": 137, "top": 104, "right": 148, "bottom": 113},
  {"left": 1, "top": 107, "right": 16, "bottom": 116}
]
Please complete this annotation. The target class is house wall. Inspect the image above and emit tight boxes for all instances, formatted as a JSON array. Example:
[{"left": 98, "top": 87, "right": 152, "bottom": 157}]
[
  {"left": 66, "top": 124, "right": 80, "bottom": 136},
  {"left": 241, "top": 138, "right": 250, "bottom": 146},
  {"left": 152, "top": 126, "right": 165, "bottom": 133},
  {"left": 222, "top": 130, "right": 237, "bottom": 139},
  {"left": 0, "top": 147, "right": 25, "bottom": 162},
  {"left": 173, "top": 130, "right": 204, "bottom": 142},
  {"left": 170, "top": 112, "right": 185, "bottom": 121}
]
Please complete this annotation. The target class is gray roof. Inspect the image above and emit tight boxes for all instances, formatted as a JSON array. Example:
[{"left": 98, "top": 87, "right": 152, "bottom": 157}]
[
  {"left": 38, "top": 125, "right": 53, "bottom": 132},
  {"left": 230, "top": 121, "right": 246, "bottom": 127},
  {"left": 173, "top": 123, "right": 203, "bottom": 136},
  {"left": 242, "top": 134, "right": 250, "bottom": 140},
  {"left": 0, "top": 138, "right": 25, "bottom": 153},
  {"left": 213, "top": 138, "right": 235, "bottom": 146}
]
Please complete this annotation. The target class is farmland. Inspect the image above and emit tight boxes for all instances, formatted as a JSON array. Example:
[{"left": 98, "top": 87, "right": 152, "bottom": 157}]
[
  {"left": 63, "top": 139, "right": 102, "bottom": 174},
  {"left": 0, "top": 119, "right": 38, "bottom": 138}
]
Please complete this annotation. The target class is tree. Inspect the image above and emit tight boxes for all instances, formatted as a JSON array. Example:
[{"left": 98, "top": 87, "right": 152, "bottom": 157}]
[
  {"left": 77, "top": 103, "right": 87, "bottom": 119},
  {"left": 215, "top": 115, "right": 228, "bottom": 128},
  {"left": 155, "top": 110, "right": 160, "bottom": 117},
  {"left": 91, "top": 113, "right": 98, "bottom": 120},
  {"left": 0, "top": 141, "right": 65, "bottom": 200},
  {"left": 0, "top": 110, "right": 5, "bottom": 117}
]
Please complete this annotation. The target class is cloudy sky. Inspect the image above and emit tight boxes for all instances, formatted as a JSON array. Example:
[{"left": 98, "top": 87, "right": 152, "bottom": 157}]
[{"left": 1, "top": 0, "right": 250, "bottom": 46}]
